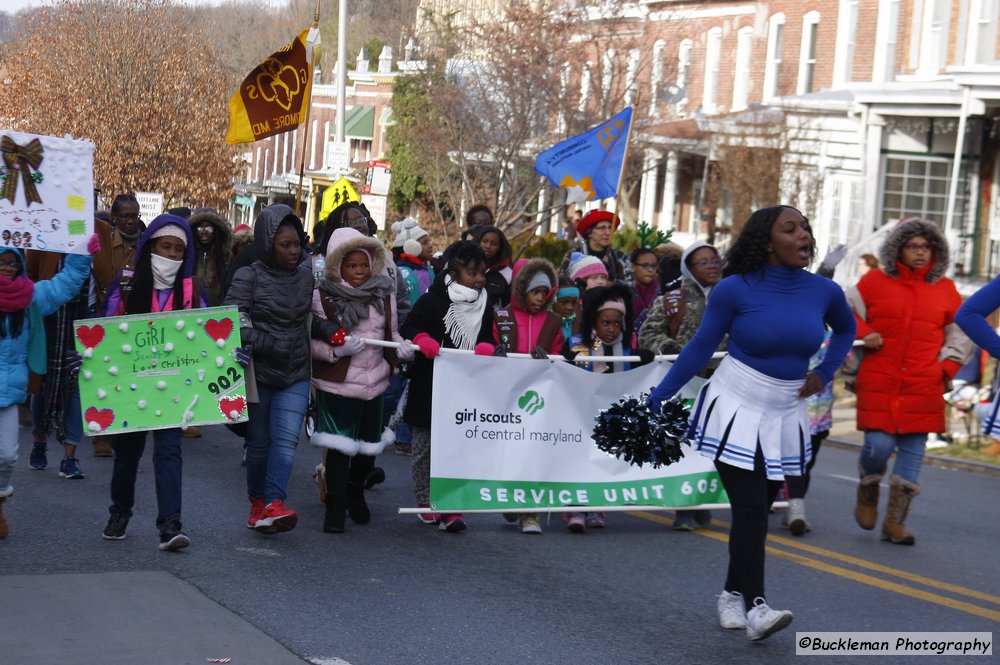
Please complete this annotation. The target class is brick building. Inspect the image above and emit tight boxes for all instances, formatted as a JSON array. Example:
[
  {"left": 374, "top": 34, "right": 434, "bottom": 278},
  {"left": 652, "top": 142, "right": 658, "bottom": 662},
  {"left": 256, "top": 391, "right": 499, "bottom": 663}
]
[{"left": 549, "top": 0, "right": 1000, "bottom": 278}]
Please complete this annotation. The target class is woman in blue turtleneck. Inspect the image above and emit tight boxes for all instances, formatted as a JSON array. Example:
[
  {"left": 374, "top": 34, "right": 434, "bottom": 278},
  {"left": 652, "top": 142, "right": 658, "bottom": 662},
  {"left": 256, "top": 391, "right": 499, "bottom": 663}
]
[{"left": 649, "top": 205, "right": 856, "bottom": 641}]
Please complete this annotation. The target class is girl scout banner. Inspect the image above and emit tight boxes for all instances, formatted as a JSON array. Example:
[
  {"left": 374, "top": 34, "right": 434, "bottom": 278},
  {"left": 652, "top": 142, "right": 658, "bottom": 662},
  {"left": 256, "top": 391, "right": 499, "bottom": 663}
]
[{"left": 429, "top": 354, "right": 726, "bottom": 511}]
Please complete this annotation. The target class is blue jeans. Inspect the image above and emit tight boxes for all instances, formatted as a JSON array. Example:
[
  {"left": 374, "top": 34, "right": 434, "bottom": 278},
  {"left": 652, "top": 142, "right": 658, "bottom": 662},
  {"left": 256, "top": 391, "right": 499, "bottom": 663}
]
[
  {"left": 110, "top": 428, "right": 183, "bottom": 531},
  {"left": 246, "top": 380, "right": 309, "bottom": 503},
  {"left": 381, "top": 372, "right": 411, "bottom": 444},
  {"left": 860, "top": 430, "right": 927, "bottom": 483},
  {"left": 31, "top": 382, "right": 83, "bottom": 445}
]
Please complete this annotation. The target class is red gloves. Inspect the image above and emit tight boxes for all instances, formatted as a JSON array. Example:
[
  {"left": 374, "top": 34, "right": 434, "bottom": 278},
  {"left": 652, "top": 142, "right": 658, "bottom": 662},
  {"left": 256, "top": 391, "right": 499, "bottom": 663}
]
[
  {"left": 86, "top": 234, "right": 101, "bottom": 255},
  {"left": 329, "top": 328, "right": 348, "bottom": 346},
  {"left": 474, "top": 342, "right": 495, "bottom": 356},
  {"left": 413, "top": 333, "right": 440, "bottom": 358}
]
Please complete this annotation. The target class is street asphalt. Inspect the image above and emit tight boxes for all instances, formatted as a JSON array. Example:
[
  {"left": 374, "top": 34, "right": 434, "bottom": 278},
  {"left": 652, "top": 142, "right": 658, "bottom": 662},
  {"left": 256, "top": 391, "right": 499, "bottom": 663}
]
[{"left": 2, "top": 420, "right": 998, "bottom": 665}]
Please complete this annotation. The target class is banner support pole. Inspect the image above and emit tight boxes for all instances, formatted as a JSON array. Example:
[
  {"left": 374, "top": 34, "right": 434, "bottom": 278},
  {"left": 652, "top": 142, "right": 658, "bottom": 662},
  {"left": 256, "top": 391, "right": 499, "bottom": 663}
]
[{"left": 294, "top": 0, "right": 322, "bottom": 219}]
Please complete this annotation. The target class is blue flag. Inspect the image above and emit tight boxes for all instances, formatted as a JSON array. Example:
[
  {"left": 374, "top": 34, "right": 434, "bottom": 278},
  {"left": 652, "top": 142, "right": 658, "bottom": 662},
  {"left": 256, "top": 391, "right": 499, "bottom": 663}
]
[{"left": 534, "top": 107, "right": 633, "bottom": 204}]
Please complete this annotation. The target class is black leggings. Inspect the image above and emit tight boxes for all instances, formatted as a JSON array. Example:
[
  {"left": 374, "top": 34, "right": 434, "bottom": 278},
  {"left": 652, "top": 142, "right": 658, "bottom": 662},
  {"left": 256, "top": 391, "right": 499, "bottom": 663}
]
[
  {"left": 786, "top": 433, "right": 825, "bottom": 499},
  {"left": 715, "top": 450, "right": 783, "bottom": 612}
]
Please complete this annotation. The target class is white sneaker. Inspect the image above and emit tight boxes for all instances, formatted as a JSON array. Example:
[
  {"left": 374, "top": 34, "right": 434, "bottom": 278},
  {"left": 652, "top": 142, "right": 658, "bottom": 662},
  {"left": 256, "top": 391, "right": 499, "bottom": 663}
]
[
  {"left": 519, "top": 515, "right": 542, "bottom": 534},
  {"left": 717, "top": 590, "right": 746, "bottom": 629},
  {"left": 745, "top": 597, "right": 793, "bottom": 641}
]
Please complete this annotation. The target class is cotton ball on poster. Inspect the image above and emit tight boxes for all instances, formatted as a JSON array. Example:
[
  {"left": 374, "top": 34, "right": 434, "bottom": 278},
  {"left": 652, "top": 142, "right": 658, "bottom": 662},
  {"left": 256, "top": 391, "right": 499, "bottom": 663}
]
[
  {"left": 216, "top": 357, "right": 224, "bottom": 368},
  {"left": 164, "top": 342, "right": 174, "bottom": 352},
  {"left": 175, "top": 320, "right": 185, "bottom": 331},
  {"left": 216, "top": 338, "right": 225, "bottom": 348},
  {"left": 121, "top": 344, "right": 131, "bottom": 353},
  {"left": 96, "top": 389, "right": 107, "bottom": 399},
  {"left": 118, "top": 323, "right": 128, "bottom": 333},
  {"left": 186, "top": 331, "right": 195, "bottom": 340},
  {"left": 137, "top": 400, "right": 147, "bottom": 410},
  {"left": 156, "top": 381, "right": 167, "bottom": 390},
  {"left": 107, "top": 366, "right": 118, "bottom": 376},
  {"left": 82, "top": 370, "right": 92, "bottom": 380}
]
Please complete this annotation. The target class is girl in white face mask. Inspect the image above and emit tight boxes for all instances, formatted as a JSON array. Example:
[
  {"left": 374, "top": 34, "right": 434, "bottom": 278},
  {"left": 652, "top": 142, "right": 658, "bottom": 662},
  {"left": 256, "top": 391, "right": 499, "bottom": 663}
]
[
  {"left": 103, "top": 216, "right": 204, "bottom": 316},
  {"left": 98, "top": 214, "right": 207, "bottom": 553}
]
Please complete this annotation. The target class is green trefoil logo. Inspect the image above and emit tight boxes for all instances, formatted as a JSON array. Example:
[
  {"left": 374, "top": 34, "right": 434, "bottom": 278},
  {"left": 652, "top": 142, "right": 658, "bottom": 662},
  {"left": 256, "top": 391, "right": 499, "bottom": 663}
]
[{"left": 517, "top": 389, "right": 545, "bottom": 415}]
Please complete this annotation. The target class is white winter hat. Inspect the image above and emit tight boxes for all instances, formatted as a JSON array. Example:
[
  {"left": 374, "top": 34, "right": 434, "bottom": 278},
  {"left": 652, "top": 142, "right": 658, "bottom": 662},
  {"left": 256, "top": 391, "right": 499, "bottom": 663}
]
[{"left": 391, "top": 218, "right": 428, "bottom": 250}]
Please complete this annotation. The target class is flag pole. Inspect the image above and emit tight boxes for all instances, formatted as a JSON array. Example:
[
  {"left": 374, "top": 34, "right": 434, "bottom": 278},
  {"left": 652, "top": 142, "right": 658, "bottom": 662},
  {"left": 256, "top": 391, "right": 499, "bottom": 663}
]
[
  {"left": 612, "top": 106, "right": 635, "bottom": 221},
  {"left": 294, "top": 0, "right": 322, "bottom": 219}
]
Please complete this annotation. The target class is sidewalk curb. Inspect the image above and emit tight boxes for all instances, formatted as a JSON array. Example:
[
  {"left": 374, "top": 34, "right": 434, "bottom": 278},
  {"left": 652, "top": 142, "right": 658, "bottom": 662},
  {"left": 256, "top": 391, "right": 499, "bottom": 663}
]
[{"left": 825, "top": 436, "right": 1000, "bottom": 478}]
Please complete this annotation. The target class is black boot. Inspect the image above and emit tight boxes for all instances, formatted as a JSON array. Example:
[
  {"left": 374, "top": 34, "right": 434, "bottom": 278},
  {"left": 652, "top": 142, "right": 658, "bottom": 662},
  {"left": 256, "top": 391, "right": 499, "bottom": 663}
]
[
  {"left": 323, "top": 492, "right": 347, "bottom": 533},
  {"left": 323, "top": 449, "right": 351, "bottom": 533},
  {"left": 347, "top": 482, "right": 371, "bottom": 524},
  {"left": 364, "top": 466, "right": 386, "bottom": 490}
]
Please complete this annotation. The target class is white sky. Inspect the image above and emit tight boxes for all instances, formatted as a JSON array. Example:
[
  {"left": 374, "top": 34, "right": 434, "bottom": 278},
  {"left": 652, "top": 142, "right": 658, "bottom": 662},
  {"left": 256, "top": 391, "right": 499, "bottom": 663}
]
[{"left": 0, "top": 0, "right": 287, "bottom": 13}]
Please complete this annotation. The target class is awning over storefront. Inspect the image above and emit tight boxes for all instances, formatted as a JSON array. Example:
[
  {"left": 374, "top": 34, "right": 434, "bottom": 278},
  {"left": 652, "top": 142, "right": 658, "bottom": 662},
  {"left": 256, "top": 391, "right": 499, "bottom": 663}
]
[{"left": 345, "top": 105, "right": 375, "bottom": 139}]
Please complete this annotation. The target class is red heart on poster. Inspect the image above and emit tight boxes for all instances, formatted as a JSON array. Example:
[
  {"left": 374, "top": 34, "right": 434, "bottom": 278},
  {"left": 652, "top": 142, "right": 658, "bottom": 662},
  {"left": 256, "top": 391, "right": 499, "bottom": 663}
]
[
  {"left": 76, "top": 324, "right": 106, "bottom": 349},
  {"left": 219, "top": 395, "right": 247, "bottom": 420},
  {"left": 204, "top": 318, "right": 234, "bottom": 344},
  {"left": 84, "top": 407, "right": 115, "bottom": 432}
]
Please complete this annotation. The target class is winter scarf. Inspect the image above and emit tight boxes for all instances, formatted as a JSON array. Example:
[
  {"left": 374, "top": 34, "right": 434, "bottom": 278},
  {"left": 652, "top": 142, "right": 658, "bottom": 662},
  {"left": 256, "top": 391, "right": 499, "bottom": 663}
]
[
  {"left": 318, "top": 274, "right": 394, "bottom": 332},
  {"left": 0, "top": 273, "right": 34, "bottom": 312},
  {"left": 592, "top": 332, "right": 625, "bottom": 374},
  {"left": 444, "top": 274, "right": 488, "bottom": 350}
]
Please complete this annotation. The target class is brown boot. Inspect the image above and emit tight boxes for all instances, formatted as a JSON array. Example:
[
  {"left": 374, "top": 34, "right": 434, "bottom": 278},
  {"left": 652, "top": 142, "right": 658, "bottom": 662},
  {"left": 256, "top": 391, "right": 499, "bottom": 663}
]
[
  {"left": 854, "top": 466, "right": 883, "bottom": 530},
  {"left": 0, "top": 496, "right": 9, "bottom": 539},
  {"left": 982, "top": 440, "right": 1000, "bottom": 456},
  {"left": 881, "top": 475, "right": 919, "bottom": 545},
  {"left": 314, "top": 463, "right": 326, "bottom": 505},
  {"left": 92, "top": 436, "right": 114, "bottom": 457}
]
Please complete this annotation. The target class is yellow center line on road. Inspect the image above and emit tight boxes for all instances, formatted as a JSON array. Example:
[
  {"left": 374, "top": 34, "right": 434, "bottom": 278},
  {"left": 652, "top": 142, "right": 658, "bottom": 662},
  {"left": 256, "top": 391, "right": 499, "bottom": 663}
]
[{"left": 628, "top": 511, "right": 1000, "bottom": 624}]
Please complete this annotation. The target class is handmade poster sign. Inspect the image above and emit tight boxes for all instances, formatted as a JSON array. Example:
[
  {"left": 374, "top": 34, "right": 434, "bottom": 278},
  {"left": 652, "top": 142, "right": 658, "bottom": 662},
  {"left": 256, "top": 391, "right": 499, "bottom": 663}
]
[
  {"left": 73, "top": 306, "right": 248, "bottom": 435},
  {"left": 0, "top": 130, "right": 94, "bottom": 254}
]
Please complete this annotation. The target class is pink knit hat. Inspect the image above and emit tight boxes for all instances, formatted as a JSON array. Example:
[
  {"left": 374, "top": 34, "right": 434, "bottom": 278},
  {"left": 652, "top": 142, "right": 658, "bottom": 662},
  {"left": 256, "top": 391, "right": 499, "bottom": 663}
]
[{"left": 568, "top": 253, "right": 608, "bottom": 282}]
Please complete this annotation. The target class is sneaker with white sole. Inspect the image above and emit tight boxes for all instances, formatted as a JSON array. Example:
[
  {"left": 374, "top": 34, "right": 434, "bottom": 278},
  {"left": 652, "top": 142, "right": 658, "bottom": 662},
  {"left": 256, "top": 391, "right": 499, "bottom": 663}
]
[
  {"left": 745, "top": 597, "right": 793, "bottom": 641},
  {"left": 158, "top": 531, "right": 191, "bottom": 552},
  {"left": 102, "top": 513, "right": 129, "bottom": 540},
  {"left": 717, "top": 590, "right": 746, "bottom": 629},
  {"left": 519, "top": 514, "right": 542, "bottom": 534}
]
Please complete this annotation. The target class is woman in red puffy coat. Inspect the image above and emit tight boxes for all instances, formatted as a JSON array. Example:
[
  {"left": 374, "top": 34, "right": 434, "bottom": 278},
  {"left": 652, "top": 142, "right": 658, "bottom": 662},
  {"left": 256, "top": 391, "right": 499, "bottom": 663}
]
[{"left": 847, "top": 218, "right": 971, "bottom": 546}]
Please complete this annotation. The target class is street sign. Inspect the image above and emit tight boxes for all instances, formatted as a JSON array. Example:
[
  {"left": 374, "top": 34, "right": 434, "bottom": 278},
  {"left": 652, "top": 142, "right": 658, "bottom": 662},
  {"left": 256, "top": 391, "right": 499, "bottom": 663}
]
[
  {"left": 326, "top": 141, "right": 350, "bottom": 173},
  {"left": 135, "top": 192, "right": 164, "bottom": 221},
  {"left": 364, "top": 161, "right": 392, "bottom": 196},
  {"left": 363, "top": 194, "right": 388, "bottom": 229}
]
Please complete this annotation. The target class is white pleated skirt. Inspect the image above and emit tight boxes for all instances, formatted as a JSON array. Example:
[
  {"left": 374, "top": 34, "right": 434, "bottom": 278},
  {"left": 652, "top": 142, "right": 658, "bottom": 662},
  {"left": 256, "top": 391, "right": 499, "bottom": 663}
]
[{"left": 687, "top": 355, "right": 811, "bottom": 481}]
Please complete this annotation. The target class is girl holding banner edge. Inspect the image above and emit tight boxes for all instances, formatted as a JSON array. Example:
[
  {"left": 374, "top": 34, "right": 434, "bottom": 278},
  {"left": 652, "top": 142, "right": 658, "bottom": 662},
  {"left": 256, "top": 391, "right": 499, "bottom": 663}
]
[
  {"left": 647, "top": 205, "right": 856, "bottom": 641},
  {"left": 400, "top": 240, "right": 496, "bottom": 534}
]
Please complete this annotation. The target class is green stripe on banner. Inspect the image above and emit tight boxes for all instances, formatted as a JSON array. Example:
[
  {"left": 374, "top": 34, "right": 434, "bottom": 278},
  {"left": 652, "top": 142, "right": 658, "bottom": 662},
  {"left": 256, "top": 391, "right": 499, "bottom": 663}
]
[{"left": 429, "top": 472, "right": 728, "bottom": 511}]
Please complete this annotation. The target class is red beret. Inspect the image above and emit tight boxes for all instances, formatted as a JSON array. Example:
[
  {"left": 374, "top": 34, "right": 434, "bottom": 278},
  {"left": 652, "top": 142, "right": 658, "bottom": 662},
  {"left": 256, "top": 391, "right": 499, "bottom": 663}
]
[{"left": 576, "top": 210, "right": 620, "bottom": 236}]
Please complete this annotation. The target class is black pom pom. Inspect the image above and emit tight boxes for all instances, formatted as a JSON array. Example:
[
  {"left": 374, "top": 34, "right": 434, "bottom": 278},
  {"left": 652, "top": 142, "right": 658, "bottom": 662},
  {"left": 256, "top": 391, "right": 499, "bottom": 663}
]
[{"left": 592, "top": 392, "right": 690, "bottom": 468}]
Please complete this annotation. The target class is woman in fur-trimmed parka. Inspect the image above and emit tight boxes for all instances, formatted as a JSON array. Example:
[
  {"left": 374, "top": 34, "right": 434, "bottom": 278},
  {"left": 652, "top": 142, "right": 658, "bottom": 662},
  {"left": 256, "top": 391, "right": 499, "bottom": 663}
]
[
  {"left": 847, "top": 217, "right": 972, "bottom": 546},
  {"left": 188, "top": 208, "right": 232, "bottom": 307},
  {"left": 309, "top": 227, "right": 417, "bottom": 532}
]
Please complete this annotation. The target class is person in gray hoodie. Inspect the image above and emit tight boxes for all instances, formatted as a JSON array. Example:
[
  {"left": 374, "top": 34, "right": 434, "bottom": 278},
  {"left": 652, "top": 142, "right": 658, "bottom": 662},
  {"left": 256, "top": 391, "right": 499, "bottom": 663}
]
[{"left": 638, "top": 240, "right": 725, "bottom": 530}]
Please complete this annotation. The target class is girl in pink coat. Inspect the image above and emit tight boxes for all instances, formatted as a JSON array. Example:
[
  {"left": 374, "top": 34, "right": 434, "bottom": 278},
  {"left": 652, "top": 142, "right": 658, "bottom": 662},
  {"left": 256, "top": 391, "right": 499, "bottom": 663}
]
[{"left": 310, "top": 228, "right": 416, "bottom": 533}]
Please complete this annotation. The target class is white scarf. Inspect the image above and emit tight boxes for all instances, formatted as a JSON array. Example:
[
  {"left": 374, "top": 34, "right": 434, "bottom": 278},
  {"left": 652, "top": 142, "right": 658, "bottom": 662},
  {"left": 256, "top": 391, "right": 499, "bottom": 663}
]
[
  {"left": 151, "top": 254, "right": 183, "bottom": 290},
  {"left": 592, "top": 333, "right": 624, "bottom": 374},
  {"left": 444, "top": 275, "right": 488, "bottom": 350}
]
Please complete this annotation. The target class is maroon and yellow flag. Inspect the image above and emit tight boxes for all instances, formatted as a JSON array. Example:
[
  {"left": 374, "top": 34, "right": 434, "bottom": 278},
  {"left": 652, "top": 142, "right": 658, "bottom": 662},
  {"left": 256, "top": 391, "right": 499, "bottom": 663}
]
[{"left": 226, "top": 28, "right": 319, "bottom": 145}]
